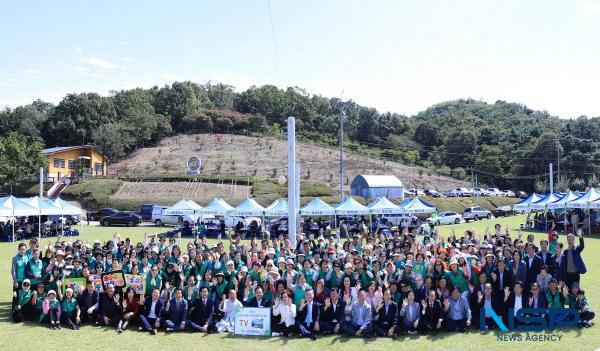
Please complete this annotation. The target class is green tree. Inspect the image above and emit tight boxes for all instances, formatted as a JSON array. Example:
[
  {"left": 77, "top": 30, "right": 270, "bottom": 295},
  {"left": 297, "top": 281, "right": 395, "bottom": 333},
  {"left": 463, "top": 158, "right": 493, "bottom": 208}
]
[
  {"left": 475, "top": 145, "right": 503, "bottom": 183},
  {"left": 91, "top": 123, "right": 132, "bottom": 173},
  {"left": 0, "top": 132, "right": 46, "bottom": 192}
]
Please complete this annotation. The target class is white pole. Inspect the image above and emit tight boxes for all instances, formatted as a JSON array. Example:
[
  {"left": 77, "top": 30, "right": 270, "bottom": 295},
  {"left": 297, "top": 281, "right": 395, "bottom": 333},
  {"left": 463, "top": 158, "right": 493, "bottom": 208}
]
[
  {"left": 287, "top": 117, "right": 297, "bottom": 249},
  {"left": 296, "top": 163, "right": 300, "bottom": 236}
]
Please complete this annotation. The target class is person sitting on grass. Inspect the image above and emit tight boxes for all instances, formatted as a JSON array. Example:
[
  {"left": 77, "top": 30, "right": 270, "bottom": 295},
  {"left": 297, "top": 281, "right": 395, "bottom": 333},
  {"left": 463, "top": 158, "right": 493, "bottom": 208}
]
[
  {"left": 39, "top": 289, "right": 61, "bottom": 329},
  {"left": 574, "top": 289, "right": 595, "bottom": 328},
  {"left": 12, "top": 278, "right": 34, "bottom": 322},
  {"left": 61, "top": 287, "right": 81, "bottom": 329}
]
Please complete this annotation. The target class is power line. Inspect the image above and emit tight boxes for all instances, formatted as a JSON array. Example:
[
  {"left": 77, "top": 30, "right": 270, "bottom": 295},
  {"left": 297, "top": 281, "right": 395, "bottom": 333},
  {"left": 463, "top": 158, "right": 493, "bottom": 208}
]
[{"left": 266, "top": 0, "right": 280, "bottom": 83}]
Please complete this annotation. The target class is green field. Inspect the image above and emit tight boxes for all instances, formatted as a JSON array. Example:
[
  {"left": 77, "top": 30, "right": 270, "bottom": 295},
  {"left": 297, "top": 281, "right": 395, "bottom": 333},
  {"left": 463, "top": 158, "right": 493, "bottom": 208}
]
[{"left": 1, "top": 215, "right": 598, "bottom": 350}]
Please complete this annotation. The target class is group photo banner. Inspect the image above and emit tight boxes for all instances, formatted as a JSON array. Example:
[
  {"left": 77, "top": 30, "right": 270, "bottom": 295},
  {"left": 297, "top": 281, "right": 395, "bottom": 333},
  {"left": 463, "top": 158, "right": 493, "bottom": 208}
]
[{"left": 234, "top": 307, "right": 271, "bottom": 336}]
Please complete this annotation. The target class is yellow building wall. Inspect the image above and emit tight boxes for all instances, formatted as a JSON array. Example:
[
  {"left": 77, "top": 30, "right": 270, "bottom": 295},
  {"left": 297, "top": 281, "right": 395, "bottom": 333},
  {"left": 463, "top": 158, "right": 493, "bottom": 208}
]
[{"left": 45, "top": 147, "right": 107, "bottom": 180}]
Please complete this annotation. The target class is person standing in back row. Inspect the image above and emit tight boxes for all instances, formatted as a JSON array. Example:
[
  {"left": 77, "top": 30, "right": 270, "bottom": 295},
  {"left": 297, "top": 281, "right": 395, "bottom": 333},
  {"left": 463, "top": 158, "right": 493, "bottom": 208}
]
[{"left": 560, "top": 229, "right": 587, "bottom": 291}]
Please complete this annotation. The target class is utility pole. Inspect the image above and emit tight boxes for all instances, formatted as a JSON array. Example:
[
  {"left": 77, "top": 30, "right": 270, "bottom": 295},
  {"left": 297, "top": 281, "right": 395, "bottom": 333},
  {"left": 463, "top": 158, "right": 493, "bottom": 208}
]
[
  {"left": 549, "top": 163, "right": 554, "bottom": 193},
  {"left": 556, "top": 138, "right": 561, "bottom": 189},
  {"left": 339, "top": 103, "right": 346, "bottom": 202}
]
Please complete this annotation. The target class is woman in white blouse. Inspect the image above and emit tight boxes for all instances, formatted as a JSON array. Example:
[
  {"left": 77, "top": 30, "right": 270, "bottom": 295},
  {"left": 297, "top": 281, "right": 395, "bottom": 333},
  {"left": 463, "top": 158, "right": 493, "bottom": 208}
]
[
  {"left": 272, "top": 292, "right": 296, "bottom": 337},
  {"left": 216, "top": 289, "right": 243, "bottom": 333}
]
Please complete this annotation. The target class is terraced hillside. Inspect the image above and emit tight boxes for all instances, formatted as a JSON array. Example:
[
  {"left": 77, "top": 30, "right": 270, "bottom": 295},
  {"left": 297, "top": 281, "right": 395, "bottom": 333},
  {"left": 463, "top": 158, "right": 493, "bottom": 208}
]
[{"left": 110, "top": 134, "right": 469, "bottom": 192}]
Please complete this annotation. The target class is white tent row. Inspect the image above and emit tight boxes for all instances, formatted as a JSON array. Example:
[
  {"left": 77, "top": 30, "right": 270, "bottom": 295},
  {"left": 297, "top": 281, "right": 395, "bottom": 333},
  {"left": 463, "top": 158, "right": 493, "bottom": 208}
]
[
  {"left": 0, "top": 196, "right": 82, "bottom": 241},
  {"left": 172, "top": 195, "right": 434, "bottom": 219}
]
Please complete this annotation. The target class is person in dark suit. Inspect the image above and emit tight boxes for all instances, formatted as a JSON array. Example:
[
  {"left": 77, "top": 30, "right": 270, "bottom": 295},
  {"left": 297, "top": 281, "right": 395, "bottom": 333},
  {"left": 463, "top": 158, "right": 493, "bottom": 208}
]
[
  {"left": 536, "top": 240, "right": 557, "bottom": 277},
  {"left": 97, "top": 284, "right": 121, "bottom": 326},
  {"left": 187, "top": 286, "right": 216, "bottom": 332},
  {"left": 77, "top": 280, "right": 99, "bottom": 323},
  {"left": 319, "top": 288, "right": 345, "bottom": 334},
  {"left": 524, "top": 243, "right": 543, "bottom": 290},
  {"left": 295, "top": 288, "right": 320, "bottom": 340},
  {"left": 139, "top": 288, "right": 164, "bottom": 335},
  {"left": 476, "top": 283, "right": 504, "bottom": 330},
  {"left": 244, "top": 286, "right": 271, "bottom": 308},
  {"left": 418, "top": 290, "right": 443, "bottom": 335},
  {"left": 492, "top": 259, "right": 513, "bottom": 302},
  {"left": 559, "top": 231, "right": 587, "bottom": 290},
  {"left": 527, "top": 282, "right": 548, "bottom": 309},
  {"left": 373, "top": 288, "right": 398, "bottom": 338},
  {"left": 503, "top": 281, "right": 526, "bottom": 326},
  {"left": 164, "top": 288, "right": 188, "bottom": 332},
  {"left": 469, "top": 273, "right": 488, "bottom": 325}
]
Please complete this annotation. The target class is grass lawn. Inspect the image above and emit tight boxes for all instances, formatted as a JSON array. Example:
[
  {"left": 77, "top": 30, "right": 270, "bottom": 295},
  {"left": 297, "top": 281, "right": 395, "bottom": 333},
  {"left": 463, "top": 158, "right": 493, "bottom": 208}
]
[{"left": 1, "top": 215, "right": 599, "bottom": 350}]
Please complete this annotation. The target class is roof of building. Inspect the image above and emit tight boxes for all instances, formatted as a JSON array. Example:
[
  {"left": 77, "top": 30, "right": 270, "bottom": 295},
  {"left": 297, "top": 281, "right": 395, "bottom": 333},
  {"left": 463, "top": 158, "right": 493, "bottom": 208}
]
[
  {"left": 353, "top": 175, "right": 403, "bottom": 188},
  {"left": 42, "top": 145, "right": 94, "bottom": 155}
]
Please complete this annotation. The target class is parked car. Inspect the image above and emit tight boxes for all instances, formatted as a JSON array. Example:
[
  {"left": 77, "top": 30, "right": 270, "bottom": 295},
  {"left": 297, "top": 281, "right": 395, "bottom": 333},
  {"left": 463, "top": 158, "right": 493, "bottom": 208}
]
[
  {"left": 427, "top": 211, "right": 463, "bottom": 225},
  {"left": 425, "top": 189, "right": 444, "bottom": 197},
  {"left": 88, "top": 208, "right": 118, "bottom": 221},
  {"left": 48, "top": 215, "right": 80, "bottom": 225},
  {"left": 381, "top": 213, "right": 418, "bottom": 226},
  {"left": 501, "top": 190, "right": 516, "bottom": 197},
  {"left": 493, "top": 205, "right": 514, "bottom": 217},
  {"left": 487, "top": 188, "right": 504, "bottom": 196},
  {"left": 463, "top": 206, "right": 492, "bottom": 222},
  {"left": 472, "top": 188, "right": 489, "bottom": 196},
  {"left": 100, "top": 212, "right": 142, "bottom": 227},
  {"left": 445, "top": 189, "right": 459, "bottom": 197},
  {"left": 457, "top": 187, "right": 473, "bottom": 197},
  {"left": 516, "top": 191, "right": 528, "bottom": 199}
]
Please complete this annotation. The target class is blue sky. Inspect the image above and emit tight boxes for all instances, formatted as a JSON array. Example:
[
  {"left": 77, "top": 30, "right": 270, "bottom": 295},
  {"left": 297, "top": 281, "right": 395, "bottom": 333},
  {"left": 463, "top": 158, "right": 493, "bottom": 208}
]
[{"left": 1, "top": 0, "right": 600, "bottom": 117}]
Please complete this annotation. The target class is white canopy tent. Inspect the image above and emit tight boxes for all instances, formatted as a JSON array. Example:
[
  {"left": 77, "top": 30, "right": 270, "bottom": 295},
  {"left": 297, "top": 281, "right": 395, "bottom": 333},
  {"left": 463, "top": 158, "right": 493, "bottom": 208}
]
[
  {"left": 367, "top": 196, "right": 403, "bottom": 214},
  {"left": 513, "top": 193, "right": 545, "bottom": 212},
  {"left": 334, "top": 197, "right": 369, "bottom": 215},
  {"left": 229, "top": 198, "right": 266, "bottom": 217},
  {"left": 199, "top": 198, "right": 234, "bottom": 216},
  {"left": 264, "top": 198, "right": 289, "bottom": 217},
  {"left": 547, "top": 191, "right": 581, "bottom": 210},
  {"left": 0, "top": 196, "right": 37, "bottom": 241},
  {"left": 163, "top": 200, "right": 202, "bottom": 216},
  {"left": 566, "top": 188, "right": 600, "bottom": 208},
  {"left": 300, "top": 198, "right": 335, "bottom": 216},
  {"left": 24, "top": 196, "right": 62, "bottom": 239}
]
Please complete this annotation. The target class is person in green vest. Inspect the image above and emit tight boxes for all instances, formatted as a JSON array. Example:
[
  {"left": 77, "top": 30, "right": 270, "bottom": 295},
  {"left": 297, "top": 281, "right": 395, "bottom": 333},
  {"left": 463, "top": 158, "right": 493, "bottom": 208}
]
[
  {"left": 213, "top": 272, "right": 229, "bottom": 302},
  {"left": 25, "top": 249, "right": 44, "bottom": 285},
  {"left": 32, "top": 283, "right": 46, "bottom": 321},
  {"left": 326, "top": 262, "right": 343, "bottom": 290},
  {"left": 60, "top": 288, "right": 80, "bottom": 329},
  {"left": 12, "top": 279, "right": 34, "bottom": 322},
  {"left": 39, "top": 290, "right": 61, "bottom": 329},
  {"left": 145, "top": 265, "right": 163, "bottom": 297},
  {"left": 546, "top": 278, "right": 568, "bottom": 308},
  {"left": 12, "top": 243, "right": 29, "bottom": 297},
  {"left": 445, "top": 259, "right": 469, "bottom": 296},
  {"left": 300, "top": 260, "right": 317, "bottom": 288}
]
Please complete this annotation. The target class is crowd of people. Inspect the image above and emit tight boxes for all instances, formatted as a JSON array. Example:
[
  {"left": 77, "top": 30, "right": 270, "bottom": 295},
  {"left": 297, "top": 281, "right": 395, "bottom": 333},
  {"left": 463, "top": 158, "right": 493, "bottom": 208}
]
[{"left": 10, "top": 222, "right": 594, "bottom": 338}]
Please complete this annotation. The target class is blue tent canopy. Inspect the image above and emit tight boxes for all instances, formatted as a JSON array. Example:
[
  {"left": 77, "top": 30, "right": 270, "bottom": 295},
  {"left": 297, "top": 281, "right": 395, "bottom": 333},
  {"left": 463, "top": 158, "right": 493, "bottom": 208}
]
[
  {"left": 513, "top": 193, "right": 544, "bottom": 212},
  {"left": 547, "top": 191, "right": 581, "bottom": 210},
  {"left": 199, "top": 198, "right": 233, "bottom": 216},
  {"left": 367, "top": 196, "right": 403, "bottom": 214},
  {"left": 398, "top": 196, "right": 436, "bottom": 214},
  {"left": 300, "top": 198, "right": 335, "bottom": 216},
  {"left": 230, "top": 198, "right": 266, "bottom": 216},
  {"left": 264, "top": 198, "right": 289, "bottom": 217},
  {"left": 529, "top": 193, "right": 564, "bottom": 210},
  {"left": 335, "top": 197, "right": 369, "bottom": 215},
  {"left": 566, "top": 188, "right": 600, "bottom": 208}
]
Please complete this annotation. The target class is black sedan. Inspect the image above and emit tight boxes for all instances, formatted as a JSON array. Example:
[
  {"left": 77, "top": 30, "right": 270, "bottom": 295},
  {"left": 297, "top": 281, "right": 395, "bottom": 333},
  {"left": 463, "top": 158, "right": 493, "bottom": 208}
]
[
  {"left": 88, "top": 208, "right": 118, "bottom": 221},
  {"left": 493, "top": 205, "right": 514, "bottom": 217},
  {"left": 100, "top": 212, "right": 142, "bottom": 227}
]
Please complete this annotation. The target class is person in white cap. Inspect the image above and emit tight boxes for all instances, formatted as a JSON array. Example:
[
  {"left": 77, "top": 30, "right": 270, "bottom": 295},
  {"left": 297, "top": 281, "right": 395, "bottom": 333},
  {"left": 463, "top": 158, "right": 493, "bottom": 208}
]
[{"left": 40, "top": 289, "right": 62, "bottom": 329}]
